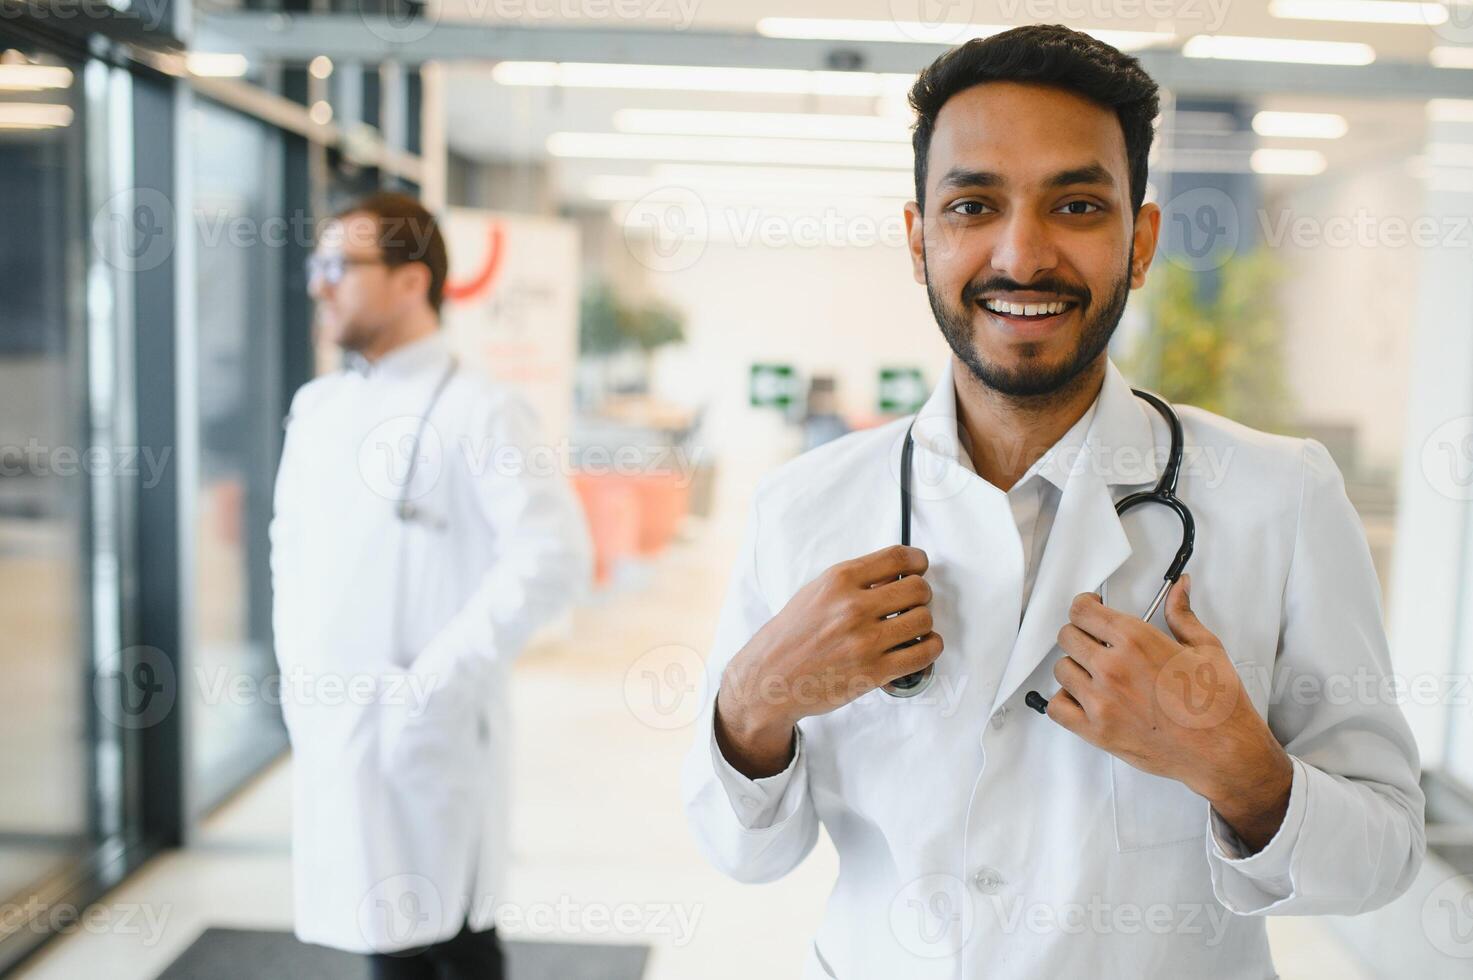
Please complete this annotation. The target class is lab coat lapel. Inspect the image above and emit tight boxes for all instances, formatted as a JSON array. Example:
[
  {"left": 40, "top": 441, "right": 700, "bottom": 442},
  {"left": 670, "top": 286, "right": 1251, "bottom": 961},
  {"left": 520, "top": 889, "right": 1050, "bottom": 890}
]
[
  {"left": 989, "top": 362, "right": 1157, "bottom": 714},
  {"left": 899, "top": 363, "right": 1026, "bottom": 715}
]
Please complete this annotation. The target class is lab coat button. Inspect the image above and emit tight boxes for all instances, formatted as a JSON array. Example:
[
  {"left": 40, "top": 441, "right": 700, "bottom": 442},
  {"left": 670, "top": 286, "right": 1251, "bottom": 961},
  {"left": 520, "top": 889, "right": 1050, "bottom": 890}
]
[
  {"left": 990, "top": 706, "right": 1009, "bottom": 730},
  {"left": 739, "top": 795, "right": 761, "bottom": 809},
  {"left": 972, "top": 867, "right": 1004, "bottom": 894}
]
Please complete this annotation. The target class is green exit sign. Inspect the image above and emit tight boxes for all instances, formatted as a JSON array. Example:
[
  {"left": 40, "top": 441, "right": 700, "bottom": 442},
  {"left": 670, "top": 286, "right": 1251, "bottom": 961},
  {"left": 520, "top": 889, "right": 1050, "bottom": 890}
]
[
  {"left": 750, "top": 363, "right": 796, "bottom": 409},
  {"left": 879, "top": 367, "right": 927, "bottom": 413}
]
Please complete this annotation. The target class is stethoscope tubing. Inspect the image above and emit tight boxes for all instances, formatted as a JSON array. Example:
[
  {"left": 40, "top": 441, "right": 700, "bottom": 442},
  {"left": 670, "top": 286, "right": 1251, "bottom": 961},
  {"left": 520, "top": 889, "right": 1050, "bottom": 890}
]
[
  {"left": 395, "top": 355, "right": 460, "bottom": 528},
  {"left": 884, "top": 389, "right": 1194, "bottom": 703}
]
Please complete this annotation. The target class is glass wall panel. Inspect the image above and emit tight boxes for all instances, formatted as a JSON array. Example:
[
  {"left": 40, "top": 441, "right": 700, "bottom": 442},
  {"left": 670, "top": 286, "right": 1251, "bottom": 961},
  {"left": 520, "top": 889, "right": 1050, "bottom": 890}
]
[
  {"left": 0, "top": 38, "right": 94, "bottom": 897},
  {"left": 187, "top": 99, "right": 287, "bottom": 809}
]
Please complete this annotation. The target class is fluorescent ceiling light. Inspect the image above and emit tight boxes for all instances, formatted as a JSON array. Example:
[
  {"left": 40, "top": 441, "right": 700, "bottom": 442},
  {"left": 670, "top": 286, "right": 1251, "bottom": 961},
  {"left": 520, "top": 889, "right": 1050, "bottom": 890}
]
[
  {"left": 493, "top": 61, "right": 914, "bottom": 97},
  {"left": 0, "top": 103, "right": 74, "bottom": 129},
  {"left": 1087, "top": 30, "right": 1179, "bottom": 51},
  {"left": 547, "top": 132, "right": 913, "bottom": 168},
  {"left": 1251, "top": 110, "right": 1348, "bottom": 138},
  {"left": 586, "top": 172, "right": 907, "bottom": 198},
  {"left": 185, "top": 52, "right": 249, "bottom": 77},
  {"left": 1250, "top": 147, "right": 1328, "bottom": 174},
  {"left": 652, "top": 163, "right": 913, "bottom": 193},
  {"left": 1269, "top": 0, "right": 1447, "bottom": 24},
  {"left": 1182, "top": 35, "right": 1375, "bottom": 64},
  {"left": 757, "top": 17, "right": 1004, "bottom": 43},
  {"left": 1431, "top": 46, "right": 1473, "bottom": 69},
  {"left": 756, "top": 18, "right": 1173, "bottom": 51},
  {"left": 586, "top": 175, "right": 907, "bottom": 208},
  {"left": 613, "top": 108, "right": 909, "bottom": 142},
  {"left": 0, "top": 63, "right": 73, "bottom": 91},
  {"left": 1428, "top": 98, "right": 1473, "bottom": 122}
]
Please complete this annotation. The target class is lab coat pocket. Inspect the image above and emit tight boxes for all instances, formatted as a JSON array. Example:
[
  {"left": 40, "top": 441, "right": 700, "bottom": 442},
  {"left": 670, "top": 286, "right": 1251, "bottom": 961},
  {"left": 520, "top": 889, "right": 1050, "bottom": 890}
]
[
  {"left": 378, "top": 678, "right": 478, "bottom": 791},
  {"left": 1110, "top": 755, "right": 1209, "bottom": 853}
]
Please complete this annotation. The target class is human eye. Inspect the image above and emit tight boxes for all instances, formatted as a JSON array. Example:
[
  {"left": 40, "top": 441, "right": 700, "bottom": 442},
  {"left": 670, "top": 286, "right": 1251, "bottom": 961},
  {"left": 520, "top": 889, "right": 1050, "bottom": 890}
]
[
  {"left": 948, "top": 199, "right": 993, "bottom": 217},
  {"left": 1056, "top": 200, "right": 1102, "bottom": 215}
]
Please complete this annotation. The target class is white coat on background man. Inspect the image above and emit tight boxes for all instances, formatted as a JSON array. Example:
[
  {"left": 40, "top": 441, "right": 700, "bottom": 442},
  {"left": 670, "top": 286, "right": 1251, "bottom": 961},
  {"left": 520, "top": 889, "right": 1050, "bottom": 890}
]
[{"left": 270, "top": 198, "right": 591, "bottom": 955}]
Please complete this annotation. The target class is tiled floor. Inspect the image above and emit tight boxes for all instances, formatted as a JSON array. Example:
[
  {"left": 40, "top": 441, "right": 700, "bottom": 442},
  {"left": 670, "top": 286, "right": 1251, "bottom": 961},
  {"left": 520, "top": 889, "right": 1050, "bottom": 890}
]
[{"left": 11, "top": 523, "right": 1371, "bottom": 980}]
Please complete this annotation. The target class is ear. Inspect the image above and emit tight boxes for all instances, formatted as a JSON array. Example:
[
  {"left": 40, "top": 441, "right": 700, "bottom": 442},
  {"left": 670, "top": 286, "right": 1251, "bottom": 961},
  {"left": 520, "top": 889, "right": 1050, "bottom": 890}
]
[
  {"left": 395, "top": 261, "right": 434, "bottom": 309},
  {"left": 1129, "top": 201, "right": 1161, "bottom": 289},
  {"left": 904, "top": 201, "right": 926, "bottom": 286}
]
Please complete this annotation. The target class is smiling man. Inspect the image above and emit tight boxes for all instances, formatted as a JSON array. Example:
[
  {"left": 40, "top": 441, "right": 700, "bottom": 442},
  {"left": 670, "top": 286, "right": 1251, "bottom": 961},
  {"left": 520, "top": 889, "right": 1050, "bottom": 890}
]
[{"left": 682, "top": 25, "right": 1424, "bottom": 979}]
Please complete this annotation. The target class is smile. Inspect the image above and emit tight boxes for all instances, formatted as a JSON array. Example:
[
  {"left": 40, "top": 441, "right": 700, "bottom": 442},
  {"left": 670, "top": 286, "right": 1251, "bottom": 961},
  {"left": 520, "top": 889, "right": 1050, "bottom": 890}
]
[{"left": 980, "top": 297, "right": 1078, "bottom": 321}]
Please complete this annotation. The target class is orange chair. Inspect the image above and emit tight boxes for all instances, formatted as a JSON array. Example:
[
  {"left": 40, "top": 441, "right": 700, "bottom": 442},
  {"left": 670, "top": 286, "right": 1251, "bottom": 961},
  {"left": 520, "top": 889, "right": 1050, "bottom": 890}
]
[{"left": 570, "top": 473, "right": 641, "bottom": 586}]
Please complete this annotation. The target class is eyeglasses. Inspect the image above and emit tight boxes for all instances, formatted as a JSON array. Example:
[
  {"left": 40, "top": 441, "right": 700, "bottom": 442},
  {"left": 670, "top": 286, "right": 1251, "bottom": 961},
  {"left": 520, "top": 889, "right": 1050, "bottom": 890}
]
[{"left": 305, "top": 254, "right": 387, "bottom": 285}]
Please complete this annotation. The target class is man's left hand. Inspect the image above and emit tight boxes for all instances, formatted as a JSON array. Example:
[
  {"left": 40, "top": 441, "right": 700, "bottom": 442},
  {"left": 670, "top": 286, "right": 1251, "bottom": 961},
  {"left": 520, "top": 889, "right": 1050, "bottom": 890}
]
[{"left": 1046, "top": 574, "right": 1294, "bottom": 853}]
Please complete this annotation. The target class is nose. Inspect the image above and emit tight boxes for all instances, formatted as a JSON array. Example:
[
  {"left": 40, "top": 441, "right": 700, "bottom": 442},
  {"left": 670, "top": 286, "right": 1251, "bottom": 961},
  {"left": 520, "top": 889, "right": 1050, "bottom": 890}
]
[{"left": 989, "top": 211, "right": 1058, "bottom": 284}]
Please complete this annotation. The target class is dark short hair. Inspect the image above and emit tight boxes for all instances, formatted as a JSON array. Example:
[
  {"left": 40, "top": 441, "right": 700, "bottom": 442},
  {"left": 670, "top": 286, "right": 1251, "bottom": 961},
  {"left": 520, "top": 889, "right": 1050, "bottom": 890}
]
[
  {"left": 908, "top": 24, "right": 1160, "bottom": 216},
  {"left": 332, "top": 191, "right": 449, "bottom": 314}
]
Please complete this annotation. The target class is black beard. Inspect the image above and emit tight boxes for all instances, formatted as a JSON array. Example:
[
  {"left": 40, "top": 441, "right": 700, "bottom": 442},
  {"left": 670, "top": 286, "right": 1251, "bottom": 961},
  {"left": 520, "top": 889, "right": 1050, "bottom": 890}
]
[{"left": 924, "top": 257, "right": 1131, "bottom": 399}]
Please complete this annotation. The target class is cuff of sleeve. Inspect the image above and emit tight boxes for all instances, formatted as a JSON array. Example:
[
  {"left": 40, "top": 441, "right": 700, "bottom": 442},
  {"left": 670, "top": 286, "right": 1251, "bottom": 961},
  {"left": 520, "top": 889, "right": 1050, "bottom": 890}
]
[
  {"left": 710, "top": 723, "right": 805, "bottom": 831},
  {"left": 1209, "top": 756, "right": 1308, "bottom": 874}
]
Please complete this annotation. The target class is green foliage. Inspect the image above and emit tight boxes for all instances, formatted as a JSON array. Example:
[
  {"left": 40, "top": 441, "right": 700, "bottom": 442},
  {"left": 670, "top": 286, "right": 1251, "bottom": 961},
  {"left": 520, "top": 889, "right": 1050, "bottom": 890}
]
[
  {"left": 579, "top": 281, "right": 686, "bottom": 356},
  {"left": 1126, "top": 251, "right": 1292, "bottom": 433}
]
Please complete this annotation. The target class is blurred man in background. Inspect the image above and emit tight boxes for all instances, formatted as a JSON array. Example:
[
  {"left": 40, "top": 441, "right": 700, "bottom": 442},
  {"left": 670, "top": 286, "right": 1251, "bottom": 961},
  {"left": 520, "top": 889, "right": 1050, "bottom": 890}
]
[{"left": 270, "top": 192, "right": 591, "bottom": 979}]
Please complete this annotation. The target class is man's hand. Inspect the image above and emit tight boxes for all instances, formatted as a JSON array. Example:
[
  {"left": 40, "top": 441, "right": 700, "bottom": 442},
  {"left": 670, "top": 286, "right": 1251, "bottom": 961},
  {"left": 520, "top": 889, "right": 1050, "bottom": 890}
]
[
  {"left": 715, "top": 545, "right": 942, "bottom": 779},
  {"left": 1046, "top": 574, "right": 1293, "bottom": 853}
]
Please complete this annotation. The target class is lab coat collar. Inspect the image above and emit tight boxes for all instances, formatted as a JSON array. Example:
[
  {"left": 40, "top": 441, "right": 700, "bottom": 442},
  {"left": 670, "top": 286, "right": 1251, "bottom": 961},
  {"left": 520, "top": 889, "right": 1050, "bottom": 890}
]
[
  {"left": 908, "top": 356, "right": 1160, "bottom": 715},
  {"left": 910, "top": 357, "right": 1161, "bottom": 491},
  {"left": 343, "top": 330, "right": 453, "bottom": 380}
]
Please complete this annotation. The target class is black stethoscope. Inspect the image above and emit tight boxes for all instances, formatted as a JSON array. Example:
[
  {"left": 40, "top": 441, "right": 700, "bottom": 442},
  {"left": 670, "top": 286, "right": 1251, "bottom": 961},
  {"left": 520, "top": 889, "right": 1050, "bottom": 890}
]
[
  {"left": 884, "top": 388, "right": 1195, "bottom": 709},
  {"left": 394, "top": 355, "right": 459, "bottom": 530}
]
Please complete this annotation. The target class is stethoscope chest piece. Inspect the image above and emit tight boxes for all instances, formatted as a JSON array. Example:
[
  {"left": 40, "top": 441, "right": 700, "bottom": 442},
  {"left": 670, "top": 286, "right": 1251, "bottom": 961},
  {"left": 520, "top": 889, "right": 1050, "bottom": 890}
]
[{"left": 882, "top": 657, "right": 935, "bottom": 698}]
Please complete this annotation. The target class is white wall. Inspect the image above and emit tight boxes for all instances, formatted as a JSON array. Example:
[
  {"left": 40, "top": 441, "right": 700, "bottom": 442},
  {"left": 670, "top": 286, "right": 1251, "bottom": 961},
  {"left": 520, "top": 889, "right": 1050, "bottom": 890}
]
[{"left": 1269, "top": 160, "right": 1421, "bottom": 476}]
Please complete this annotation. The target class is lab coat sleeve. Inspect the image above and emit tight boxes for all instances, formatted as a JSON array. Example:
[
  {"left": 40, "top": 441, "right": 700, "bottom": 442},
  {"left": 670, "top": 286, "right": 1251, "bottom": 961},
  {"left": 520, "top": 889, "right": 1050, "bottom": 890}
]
[
  {"left": 681, "top": 496, "right": 821, "bottom": 883},
  {"left": 411, "top": 389, "right": 593, "bottom": 689},
  {"left": 1206, "top": 438, "right": 1425, "bottom": 915}
]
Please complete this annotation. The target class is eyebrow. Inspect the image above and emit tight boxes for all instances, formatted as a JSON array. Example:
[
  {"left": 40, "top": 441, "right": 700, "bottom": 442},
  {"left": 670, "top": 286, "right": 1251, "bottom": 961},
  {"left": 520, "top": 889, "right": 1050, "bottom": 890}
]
[{"left": 936, "top": 163, "right": 1115, "bottom": 192}]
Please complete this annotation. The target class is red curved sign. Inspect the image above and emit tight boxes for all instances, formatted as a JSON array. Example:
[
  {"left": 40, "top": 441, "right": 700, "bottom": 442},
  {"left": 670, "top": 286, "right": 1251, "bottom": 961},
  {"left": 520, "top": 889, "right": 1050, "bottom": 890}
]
[{"left": 444, "top": 221, "right": 506, "bottom": 304}]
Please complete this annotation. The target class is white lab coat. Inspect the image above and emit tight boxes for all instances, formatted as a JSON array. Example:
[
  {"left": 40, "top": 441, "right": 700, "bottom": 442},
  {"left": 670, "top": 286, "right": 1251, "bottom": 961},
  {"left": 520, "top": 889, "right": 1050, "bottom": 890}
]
[
  {"left": 683, "top": 358, "right": 1424, "bottom": 980},
  {"left": 270, "top": 332, "right": 591, "bottom": 953}
]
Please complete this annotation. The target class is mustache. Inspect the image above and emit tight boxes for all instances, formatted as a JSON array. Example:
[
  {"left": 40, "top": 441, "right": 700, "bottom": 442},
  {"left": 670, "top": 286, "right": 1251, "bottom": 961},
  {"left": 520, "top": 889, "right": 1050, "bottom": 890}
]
[{"left": 961, "top": 277, "right": 1090, "bottom": 308}]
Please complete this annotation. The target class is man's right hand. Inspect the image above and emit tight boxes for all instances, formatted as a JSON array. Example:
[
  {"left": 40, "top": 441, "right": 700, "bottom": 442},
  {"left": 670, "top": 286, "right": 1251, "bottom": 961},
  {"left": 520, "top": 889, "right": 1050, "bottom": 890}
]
[{"left": 714, "top": 545, "right": 941, "bottom": 779}]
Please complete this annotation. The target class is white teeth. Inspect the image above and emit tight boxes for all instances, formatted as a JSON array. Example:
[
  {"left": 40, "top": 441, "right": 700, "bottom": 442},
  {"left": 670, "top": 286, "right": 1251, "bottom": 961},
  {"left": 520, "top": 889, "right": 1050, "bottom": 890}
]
[{"left": 984, "top": 299, "right": 1070, "bottom": 316}]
